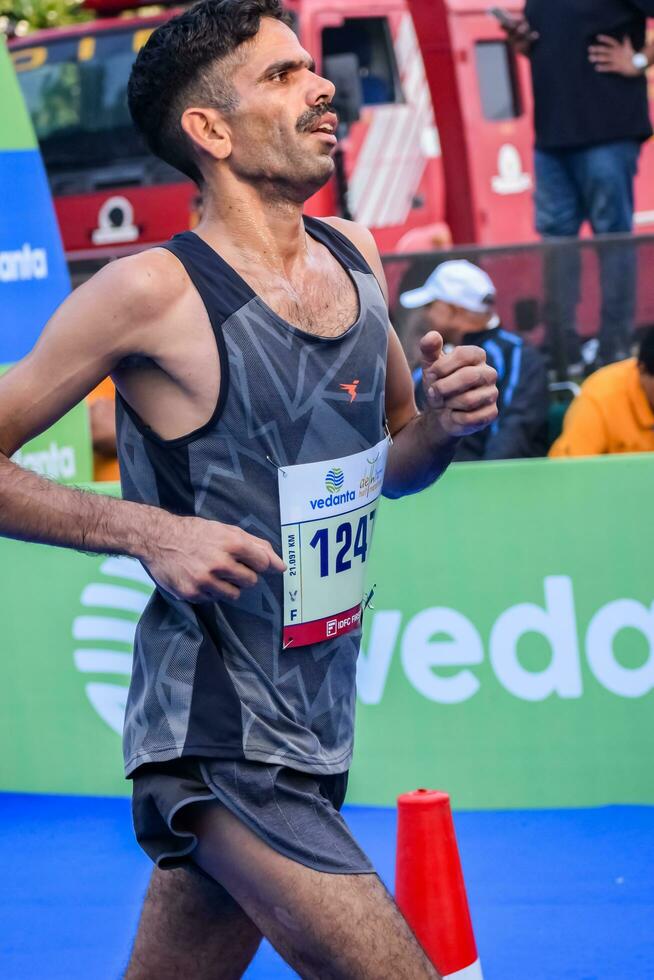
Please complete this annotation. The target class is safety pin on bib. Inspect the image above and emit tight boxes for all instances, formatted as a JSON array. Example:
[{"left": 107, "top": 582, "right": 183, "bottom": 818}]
[
  {"left": 363, "top": 584, "right": 377, "bottom": 612},
  {"left": 266, "top": 453, "right": 288, "bottom": 478}
]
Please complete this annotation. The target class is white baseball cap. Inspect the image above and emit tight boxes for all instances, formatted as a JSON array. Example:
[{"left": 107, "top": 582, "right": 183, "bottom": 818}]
[{"left": 399, "top": 260, "right": 496, "bottom": 314}]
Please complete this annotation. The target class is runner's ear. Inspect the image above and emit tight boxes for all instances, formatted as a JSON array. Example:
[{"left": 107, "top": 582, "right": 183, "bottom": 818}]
[{"left": 181, "top": 107, "right": 233, "bottom": 164}]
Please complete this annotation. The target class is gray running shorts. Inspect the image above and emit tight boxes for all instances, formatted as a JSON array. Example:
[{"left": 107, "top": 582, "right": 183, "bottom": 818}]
[{"left": 131, "top": 757, "right": 373, "bottom": 903}]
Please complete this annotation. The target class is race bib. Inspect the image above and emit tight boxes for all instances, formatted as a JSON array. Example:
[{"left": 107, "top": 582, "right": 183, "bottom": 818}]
[{"left": 278, "top": 436, "right": 389, "bottom": 649}]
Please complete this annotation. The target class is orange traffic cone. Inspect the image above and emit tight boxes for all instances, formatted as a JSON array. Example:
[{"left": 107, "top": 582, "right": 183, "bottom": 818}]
[{"left": 396, "top": 789, "right": 483, "bottom": 979}]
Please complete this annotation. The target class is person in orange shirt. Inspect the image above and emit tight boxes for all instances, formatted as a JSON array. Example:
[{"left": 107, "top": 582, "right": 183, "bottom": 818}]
[
  {"left": 550, "top": 327, "right": 654, "bottom": 456},
  {"left": 86, "top": 377, "right": 120, "bottom": 482}
]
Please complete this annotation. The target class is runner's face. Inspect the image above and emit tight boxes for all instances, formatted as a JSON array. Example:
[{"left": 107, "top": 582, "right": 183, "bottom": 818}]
[{"left": 226, "top": 18, "right": 338, "bottom": 201}]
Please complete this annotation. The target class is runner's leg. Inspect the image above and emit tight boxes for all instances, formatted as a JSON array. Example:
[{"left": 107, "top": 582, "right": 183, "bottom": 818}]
[
  {"left": 124, "top": 866, "right": 262, "bottom": 980},
  {"left": 185, "top": 803, "right": 442, "bottom": 980}
]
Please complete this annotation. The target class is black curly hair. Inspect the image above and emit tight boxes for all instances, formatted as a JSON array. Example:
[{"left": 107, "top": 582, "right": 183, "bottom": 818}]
[{"left": 127, "top": 0, "right": 287, "bottom": 186}]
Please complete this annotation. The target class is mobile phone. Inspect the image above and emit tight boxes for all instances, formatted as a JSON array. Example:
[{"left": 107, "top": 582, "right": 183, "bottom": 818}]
[{"left": 489, "top": 7, "right": 519, "bottom": 30}]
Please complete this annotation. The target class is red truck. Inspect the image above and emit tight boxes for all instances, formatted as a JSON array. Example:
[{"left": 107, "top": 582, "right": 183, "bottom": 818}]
[
  {"left": 10, "top": 0, "right": 654, "bottom": 260},
  {"left": 9, "top": 0, "right": 654, "bottom": 345}
]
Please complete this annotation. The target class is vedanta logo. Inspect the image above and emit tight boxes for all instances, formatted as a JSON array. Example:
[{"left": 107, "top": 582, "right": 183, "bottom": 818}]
[
  {"left": 13, "top": 441, "right": 76, "bottom": 480},
  {"left": 310, "top": 489, "right": 356, "bottom": 511},
  {"left": 325, "top": 468, "right": 344, "bottom": 493},
  {"left": 0, "top": 243, "right": 48, "bottom": 283},
  {"left": 72, "top": 556, "right": 152, "bottom": 735},
  {"left": 311, "top": 468, "right": 354, "bottom": 510},
  {"left": 358, "top": 576, "right": 654, "bottom": 705}
]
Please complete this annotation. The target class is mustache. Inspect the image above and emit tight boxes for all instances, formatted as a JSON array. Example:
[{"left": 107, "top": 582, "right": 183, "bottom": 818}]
[{"left": 296, "top": 104, "right": 337, "bottom": 133}]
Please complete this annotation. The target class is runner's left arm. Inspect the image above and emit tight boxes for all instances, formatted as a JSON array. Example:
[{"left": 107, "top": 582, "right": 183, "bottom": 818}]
[{"left": 323, "top": 218, "right": 498, "bottom": 497}]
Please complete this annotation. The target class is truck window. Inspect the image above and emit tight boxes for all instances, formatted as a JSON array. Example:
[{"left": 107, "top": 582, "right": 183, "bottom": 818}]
[
  {"left": 474, "top": 41, "right": 521, "bottom": 121},
  {"left": 321, "top": 17, "right": 401, "bottom": 105},
  {"left": 12, "top": 30, "right": 147, "bottom": 174}
]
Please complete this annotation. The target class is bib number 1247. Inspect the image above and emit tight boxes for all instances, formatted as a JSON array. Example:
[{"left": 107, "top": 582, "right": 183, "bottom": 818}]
[
  {"left": 309, "top": 509, "right": 376, "bottom": 578},
  {"left": 278, "top": 435, "right": 389, "bottom": 648}
]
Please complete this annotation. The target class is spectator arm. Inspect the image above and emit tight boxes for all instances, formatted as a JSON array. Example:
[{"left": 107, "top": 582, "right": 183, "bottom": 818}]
[{"left": 483, "top": 347, "right": 549, "bottom": 460}]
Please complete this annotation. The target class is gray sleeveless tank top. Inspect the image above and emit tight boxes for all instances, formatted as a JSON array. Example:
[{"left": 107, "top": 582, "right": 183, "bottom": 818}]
[{"left": 117, "top": 217, "right": 389, "bottom": 776}]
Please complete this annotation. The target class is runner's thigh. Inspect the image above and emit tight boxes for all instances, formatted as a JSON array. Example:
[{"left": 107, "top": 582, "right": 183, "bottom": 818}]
[
  {"left": 124, "top": 865, "right": 262, "bottom": 980},
  {"left": 186, "top": 803, "right": 441, "bottom": 980}
]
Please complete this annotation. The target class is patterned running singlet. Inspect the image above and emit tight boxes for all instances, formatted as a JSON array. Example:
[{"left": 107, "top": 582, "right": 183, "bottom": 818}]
[{"left": 117, "top": 217, "right": 389, "bottom": 776}]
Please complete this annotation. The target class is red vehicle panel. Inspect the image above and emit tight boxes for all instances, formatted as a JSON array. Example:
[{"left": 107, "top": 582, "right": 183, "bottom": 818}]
[
  {"left": 8, "top": 0, "right": 654, "bottom": 262},
  {"left": 408, "top": 0, "right": 654, "bottom": 243}
]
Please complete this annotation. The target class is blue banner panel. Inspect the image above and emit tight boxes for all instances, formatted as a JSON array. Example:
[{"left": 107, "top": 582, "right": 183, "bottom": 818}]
[{"left": 0, "top": 149, "right": 70, "bottom": 361}]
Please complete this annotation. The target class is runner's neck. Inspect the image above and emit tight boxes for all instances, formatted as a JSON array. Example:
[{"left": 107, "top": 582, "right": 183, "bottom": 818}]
[{"left": 197, "top": 179, "right": 312, "bottom": 274}]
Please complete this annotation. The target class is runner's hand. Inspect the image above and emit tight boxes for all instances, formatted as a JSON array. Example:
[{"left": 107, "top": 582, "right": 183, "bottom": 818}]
[
  {"left": 588, "top": 35, "right": 641, "bottom": 76},
  {"left": 143, "top": 514, "right": 286, "bottom": 602},
  {"left": 420, "top": 331, "right": 499, "bottom": 439}
]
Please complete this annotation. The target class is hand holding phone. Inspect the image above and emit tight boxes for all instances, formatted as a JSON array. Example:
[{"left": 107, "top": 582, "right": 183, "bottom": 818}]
[
  {"left": 489, "top": 7, "right": 539, "bottom": 53},
  {"left": 489, "top": 7, "right": 520, "bottom": 31}
]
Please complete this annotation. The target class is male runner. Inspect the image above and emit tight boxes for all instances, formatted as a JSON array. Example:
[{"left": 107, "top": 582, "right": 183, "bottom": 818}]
[{"left": 0, "top": 2, "right": 498, "bottom": 977}]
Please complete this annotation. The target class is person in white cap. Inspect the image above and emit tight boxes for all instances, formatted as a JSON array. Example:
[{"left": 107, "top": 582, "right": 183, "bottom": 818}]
[{"left": 400, "top": 260, "right": 549, "bottom": 461}]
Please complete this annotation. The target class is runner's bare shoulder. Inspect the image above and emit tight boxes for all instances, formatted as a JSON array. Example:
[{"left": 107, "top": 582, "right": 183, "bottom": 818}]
[
  {"left": 0, "top": 247, "right": 192, "bottom": 453},
  {"left": 73, "top": 247, "right": 191, "bottom": 353}
]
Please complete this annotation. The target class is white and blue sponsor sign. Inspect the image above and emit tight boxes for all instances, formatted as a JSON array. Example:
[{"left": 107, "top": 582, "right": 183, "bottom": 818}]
[{"left": 0, "top": 149, "right": 71, "bottom": 361}]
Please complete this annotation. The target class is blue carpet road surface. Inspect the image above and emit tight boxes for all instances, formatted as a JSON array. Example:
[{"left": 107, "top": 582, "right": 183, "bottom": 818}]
[{"left": 1, "top": 793, "right": 653, "bottom": 979}]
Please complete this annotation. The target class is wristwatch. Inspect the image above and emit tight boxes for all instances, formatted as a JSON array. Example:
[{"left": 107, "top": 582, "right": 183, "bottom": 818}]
[{"left": 632, "top": 51, "right": 649, "bottom": 72}]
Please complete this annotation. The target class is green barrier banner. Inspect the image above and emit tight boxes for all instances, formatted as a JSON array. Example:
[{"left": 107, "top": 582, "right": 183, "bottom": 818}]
[
  {"left": 10, "top": 401, "right": 93, "bottom": 484},
  {"left": 0, "top": 366, "right": 92, "bottom": 484},
  {"left": 1, "top": 455, "right": 652, "bottom": 808},
  {"left": 0, "top": 38, "right": 35, "bottom": 151}
]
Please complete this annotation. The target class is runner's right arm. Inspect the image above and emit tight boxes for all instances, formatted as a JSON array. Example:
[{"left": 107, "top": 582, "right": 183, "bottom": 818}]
[{"left": 0, "top": 255, "right": 284, "bottom": 601}]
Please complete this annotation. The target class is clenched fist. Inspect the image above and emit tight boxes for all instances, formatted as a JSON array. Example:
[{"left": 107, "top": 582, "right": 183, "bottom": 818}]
[
  {"left": 143, "top": 512, "right": 286, "bottom": 603},
  {"left": 420, "top": 331, "right": 499, "bottom": 439}
]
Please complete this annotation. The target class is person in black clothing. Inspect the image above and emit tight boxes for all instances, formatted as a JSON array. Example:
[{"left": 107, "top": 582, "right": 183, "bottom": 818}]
[
  {"left": 502, "top": 1, "right": 654, "bottom": 368},
  {"left": 401, "top": 260, "right": 549, "bottom": 461}
]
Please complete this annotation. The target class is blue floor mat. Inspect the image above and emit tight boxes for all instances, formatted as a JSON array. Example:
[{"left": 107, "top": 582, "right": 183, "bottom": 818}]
[{"left": 1, "top": 793, "right": 653, "bottom": 979}]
